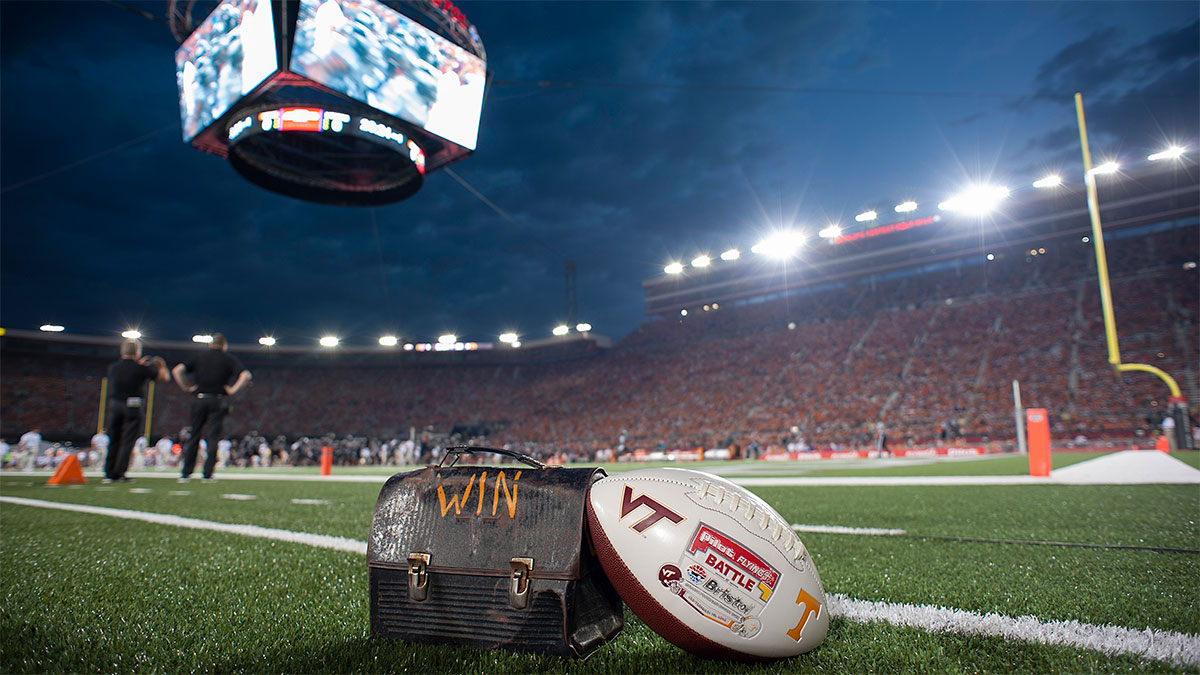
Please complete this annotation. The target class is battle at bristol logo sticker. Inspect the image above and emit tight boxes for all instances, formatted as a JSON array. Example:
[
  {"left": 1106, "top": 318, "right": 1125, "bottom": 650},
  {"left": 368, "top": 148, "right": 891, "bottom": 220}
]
[{"left": 658, "top": 523, "right": 781, "bottom": 638}]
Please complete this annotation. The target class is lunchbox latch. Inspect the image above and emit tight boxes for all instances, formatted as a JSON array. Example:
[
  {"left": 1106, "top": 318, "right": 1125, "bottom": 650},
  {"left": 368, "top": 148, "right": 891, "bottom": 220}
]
[
  {"left": 509, "top": 557, "right": 534, "bottom": 609},
  {"left": 407, "top": 553, "right": 431, "bottom": 602}
]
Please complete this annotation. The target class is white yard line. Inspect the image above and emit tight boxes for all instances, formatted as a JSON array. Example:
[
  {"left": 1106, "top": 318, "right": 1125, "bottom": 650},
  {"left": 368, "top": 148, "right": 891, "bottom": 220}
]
[
  {"left": 0, "top": 496, "right": 364, "bottom": 555},
  {"left": 2, "top": 495, "right": 1197, "bottom": 667},
  {"left": 793, "top": 524, "right": 906, "bottom": 536},
  {"left": 827, "top": 594, "right": 1200, "bottom": 669}
]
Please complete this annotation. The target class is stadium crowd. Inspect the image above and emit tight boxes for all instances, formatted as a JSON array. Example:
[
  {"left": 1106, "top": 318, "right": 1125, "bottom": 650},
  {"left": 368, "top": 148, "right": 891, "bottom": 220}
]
[{"left": 3, "top": 222, "right": 1195, "bottom": 459}]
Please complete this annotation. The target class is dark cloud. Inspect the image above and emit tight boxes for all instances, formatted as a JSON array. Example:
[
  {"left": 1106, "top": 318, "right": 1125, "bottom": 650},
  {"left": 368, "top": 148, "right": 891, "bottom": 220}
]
[{"left": 1, "top": 2, "right": 1195, "bottom": 344}]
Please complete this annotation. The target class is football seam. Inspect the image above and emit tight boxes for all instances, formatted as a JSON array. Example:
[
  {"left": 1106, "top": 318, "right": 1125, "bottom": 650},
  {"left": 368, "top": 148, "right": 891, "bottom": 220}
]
[{"left": 606, "top": 476, "right": 808, "bottom": 568}]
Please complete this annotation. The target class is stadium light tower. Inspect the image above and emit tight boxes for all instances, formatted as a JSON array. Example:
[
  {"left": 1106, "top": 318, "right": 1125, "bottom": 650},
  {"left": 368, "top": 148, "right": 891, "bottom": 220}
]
[
  {"left": 552, "top": 325, "right": 570, "bottom": 336},
  {"left": 664, "top": 262, "right": 684, "bottom": 275},
  {"left": 1032, "top": 175, "right": 1062, "bottom": 189},
  {"left": 1148, "top": 146, "right": 1186, "bottom": 161},
  {"left": 39, "top": 324, "right": 65, "bottom": 332},
  {"left": 855, "top": 210, "right": 877, "bottom": 222},
  {"left": 258, "top": 336, "right": 276, "bottom": 346},
  {"left": 576, "top": 322, "right": 592, "bottom": 332},
  {"left": 720, "top": 248, "right": 740, "bottom": 261},
  {"left": 938, "top": 185, "right": 1009, "bottom": 215},
  {"left": 817, "top": 224, "right": 841, "bottom": 240},
  {"left": 437, "top": 334, "right": 457, "bottom": 345},
  {"left": 319, "top": 336, "right": 340, "bottom": 347},
  {"left": 122, "top": 329, "right": 142, "bottom": 339},
  {"left": 895, "top": 201, "right": 918, "bottom": 213},
  {"left": 691, "top": 255, "right": 711, "bottom": 268},
  {"left": 192, "top": 334, "right": 214, "bottom": 343},
  {"left": 752, "top": 230, "right": 806, "bottom": 259},
  {"left": 498, "top": 332, "right": 518, "bottom": 344},
  {"left": 378, "top": 335, "right": 399, "bottom": 347},
  {"left": 1087, "top": 161, "right": 1119, "bottom": 176}
]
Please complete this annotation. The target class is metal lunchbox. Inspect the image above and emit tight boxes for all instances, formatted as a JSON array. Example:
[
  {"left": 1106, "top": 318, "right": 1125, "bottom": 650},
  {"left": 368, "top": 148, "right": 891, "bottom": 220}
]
[{"left": 367, "top": 446, "right": 624, "bottom": 658}]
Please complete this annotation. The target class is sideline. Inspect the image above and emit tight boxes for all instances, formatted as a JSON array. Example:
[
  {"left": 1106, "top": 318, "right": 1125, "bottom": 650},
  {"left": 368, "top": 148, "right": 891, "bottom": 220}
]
[{"left": 2, "top": 495, "right": 1197, "bottom": 668}]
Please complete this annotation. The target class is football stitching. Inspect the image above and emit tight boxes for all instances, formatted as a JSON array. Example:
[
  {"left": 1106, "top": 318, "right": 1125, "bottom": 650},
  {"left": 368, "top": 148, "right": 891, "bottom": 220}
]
[{"left": 607, "top": 475, "right": 811, "bottom": 570}]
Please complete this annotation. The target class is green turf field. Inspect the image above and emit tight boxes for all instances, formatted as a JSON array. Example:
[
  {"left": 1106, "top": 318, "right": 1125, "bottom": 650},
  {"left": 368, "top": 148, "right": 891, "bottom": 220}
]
[{"left": 2, "top": 452, "right": 1198, "bottom": 673}]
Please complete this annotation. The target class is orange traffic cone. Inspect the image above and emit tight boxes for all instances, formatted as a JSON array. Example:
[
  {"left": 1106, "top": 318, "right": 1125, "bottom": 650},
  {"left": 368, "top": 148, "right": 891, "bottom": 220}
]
[
  {"left": 47, "top": 454, "right": 87, "bottom": 485},
  {"left": 1155, "top": 434, "right": 1170, "bottom": 454}
]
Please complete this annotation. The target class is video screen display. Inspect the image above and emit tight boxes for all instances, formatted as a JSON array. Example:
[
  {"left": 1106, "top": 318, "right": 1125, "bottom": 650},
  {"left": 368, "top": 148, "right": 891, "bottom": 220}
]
[
  {"left": 291, "top": 0, "right": 486, "bottom": 150},
  {"left": 176, "top": 0, "right": 278, "bottom": 141}
]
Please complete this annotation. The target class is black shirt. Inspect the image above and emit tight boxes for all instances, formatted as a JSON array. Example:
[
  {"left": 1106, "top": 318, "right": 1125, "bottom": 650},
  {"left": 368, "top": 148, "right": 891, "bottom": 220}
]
[
  {"left": 107, "top": 360, "right": 158, "bottom": 399},
  {"left": 184, "top": 350, "right": 246, "bottom": 395}
]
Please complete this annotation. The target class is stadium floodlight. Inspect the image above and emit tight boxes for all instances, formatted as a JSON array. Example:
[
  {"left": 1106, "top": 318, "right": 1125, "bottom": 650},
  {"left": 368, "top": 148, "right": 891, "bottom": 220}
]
[
  {"left": 938, "top": 185, "right": 1009, "bottom": 215},
  {"left": 720, "top": 248, "right": 740, "bottom": 261},
  {"left": 576, "top": 322, "right": 592, "bottom": 332},
  {"left": 1148, "top": 146, "right": 1186, "bottom": 161},
  {"left": 378, "top": 335, "right": 398, "bottom": 347},
  {"left": 437, "top": 334, "right": 457, "bottom": 345},
  {"left": 192, "top": 334, "right": 214, "bottom": 343},
  {"left": 1087, "top": 161, "right": 1119, "bottom": 176},
  {"left": 39, "top": 324, "right": 65, "bottom": 332},
  {"left": 498, "top": 332, "right": 518, "bottom": 344},
  {"left": 855, "top": 210, "right": 877, "bottom": 222},
  {"left": 680, "top": 309, "right": 688, "bottom": 316},
  {"left": 752, "top": 230, "right": 806, "bottom": 259},
  {"left": 894, "top": 201, "right": 918, "bottom": 213},
  {"left": 258, "top": 336, "right": 276, "bottom": 346},
  {"left": 664, "top": 262, "right": 684, "bottom": 275},
  {"left": 817, "top": 224, "right": 841, "bottom": 239},
  {"left": 1032, "top": 174, "right": 1062, "bottom": 189},
  {"left": 986, "top": 253, "right": 995, "bottom": 261},
  {"left": 552, "top": 325, "right": 570, "bottom": 336},
  {"left": 691, "top": 255, "right": 711, "bottom": 268},
  {"left": 319, "top": 336, "right": 339, "bottom": 347},
  {"left": 121, "top": 330, "right": 142, "bottom": 339},
  {"left": 511, "top": 340, "right": 522, "bottom": 348}
]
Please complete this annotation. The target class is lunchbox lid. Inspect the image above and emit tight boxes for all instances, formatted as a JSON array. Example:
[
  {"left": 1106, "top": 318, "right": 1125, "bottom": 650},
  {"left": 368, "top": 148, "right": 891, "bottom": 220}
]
[{"left": 367, "top": 447, "right": 605, "bottom": 578}]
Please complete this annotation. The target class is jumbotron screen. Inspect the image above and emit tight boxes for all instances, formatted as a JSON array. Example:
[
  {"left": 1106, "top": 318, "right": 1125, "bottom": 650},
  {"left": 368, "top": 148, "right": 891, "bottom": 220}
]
[
  {"left": 175, "top": 0, "right": 278, "bottom": 141},
  {"left": 291, "top": 0, "right": 487, "bottom": 150}
]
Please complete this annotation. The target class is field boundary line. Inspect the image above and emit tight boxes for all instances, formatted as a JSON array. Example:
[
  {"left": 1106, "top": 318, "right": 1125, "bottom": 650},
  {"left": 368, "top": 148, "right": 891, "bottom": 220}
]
[
  {"left": 5, "top": 496, "right": 1198, "bottom": 667},
  {"left": 792, "top": 524, "right": 1200, "bottom": 554},
  {"left": 0, "top": 496, "right": 365, "bottom": 555},
  {"left": 828, "top": 594, "right": 1200, "bottom": 669}
]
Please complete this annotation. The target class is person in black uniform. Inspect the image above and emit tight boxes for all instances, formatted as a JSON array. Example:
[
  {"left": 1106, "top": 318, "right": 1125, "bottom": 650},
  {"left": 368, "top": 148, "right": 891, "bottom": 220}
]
[
  {"left": 104, "top": 339, "right": 169, "bottom": 483},
  {"left": 172, "top": 333, "right": 252, "bottom": 482}
]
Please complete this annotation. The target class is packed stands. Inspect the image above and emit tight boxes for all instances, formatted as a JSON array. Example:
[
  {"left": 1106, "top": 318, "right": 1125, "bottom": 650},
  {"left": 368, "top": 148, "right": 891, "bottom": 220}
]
[{"left": 2, "top": 220, "right": 1195, "bottom": 455}]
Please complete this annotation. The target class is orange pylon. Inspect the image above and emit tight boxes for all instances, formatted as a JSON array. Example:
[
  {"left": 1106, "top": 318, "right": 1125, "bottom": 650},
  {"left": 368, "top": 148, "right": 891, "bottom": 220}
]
[{"left": 47, "top": 454, "right": 87, "bottom": 485}]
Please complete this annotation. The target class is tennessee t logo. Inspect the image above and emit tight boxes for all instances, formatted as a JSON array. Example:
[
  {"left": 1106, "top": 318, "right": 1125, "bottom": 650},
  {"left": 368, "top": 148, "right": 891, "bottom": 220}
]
[{"left": 620, "top": 485, "right": 685, "bottom": 533}]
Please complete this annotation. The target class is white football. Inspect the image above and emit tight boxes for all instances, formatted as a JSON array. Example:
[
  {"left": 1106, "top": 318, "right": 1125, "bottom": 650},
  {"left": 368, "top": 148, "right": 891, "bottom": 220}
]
[{"left": 586, "top": 467, "right": 828, "bottom": 660}]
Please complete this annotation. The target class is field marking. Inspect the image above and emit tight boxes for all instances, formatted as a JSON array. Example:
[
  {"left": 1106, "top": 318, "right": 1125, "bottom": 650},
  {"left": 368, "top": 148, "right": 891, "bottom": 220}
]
[
  {"left": 168, "top": 491, "right": 192, "bottom": 496},
  {"left": 0, "top": 496, "right": 364, "bottom": 555},
  {"left": 291, "top": 498, "right": 330, "bottom": 505},
  {"left": 128, "top": 488, "right": 151, "bottom": 494},
  {"left": 828, "top": 593, "right": 1200, "bottom": 669},
  {"left": 793, "top": 524, "right": 906, "bottom": 536},
  {"left": 221, "top": 494, "right": 258, "bottom": 501},
  {"left": 3, "top": 495, "right": 1197, "bottom": 667}
]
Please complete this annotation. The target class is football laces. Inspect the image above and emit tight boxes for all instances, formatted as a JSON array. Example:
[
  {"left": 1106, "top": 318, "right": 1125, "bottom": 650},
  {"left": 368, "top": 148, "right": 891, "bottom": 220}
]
[{"left": 693, "top": 478, "right": 806, "bottom": 562}]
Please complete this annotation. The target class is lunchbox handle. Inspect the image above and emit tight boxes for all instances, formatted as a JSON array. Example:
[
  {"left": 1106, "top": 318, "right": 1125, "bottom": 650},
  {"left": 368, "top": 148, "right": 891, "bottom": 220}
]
[{"left": 439, "top": 445, "right": 549, "bottom": 469}]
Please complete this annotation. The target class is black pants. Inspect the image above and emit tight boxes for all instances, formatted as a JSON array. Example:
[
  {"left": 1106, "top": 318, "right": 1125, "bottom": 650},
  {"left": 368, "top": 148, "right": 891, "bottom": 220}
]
[
  {"left": 104, "top": 399, "right": 142, "bottom": 480},
  {"left": 181, "top": 396, "right": 229, "bottom": 479}
]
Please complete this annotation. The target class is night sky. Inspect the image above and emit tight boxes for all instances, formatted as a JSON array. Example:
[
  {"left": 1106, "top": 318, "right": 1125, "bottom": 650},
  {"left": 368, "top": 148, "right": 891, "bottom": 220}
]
[{"left": 2, "top": 1, "right": 1196, "bottom": 346}]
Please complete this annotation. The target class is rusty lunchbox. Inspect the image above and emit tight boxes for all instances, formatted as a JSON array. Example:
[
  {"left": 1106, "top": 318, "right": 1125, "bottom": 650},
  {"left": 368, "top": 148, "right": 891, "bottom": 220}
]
[{"left": 367, "top": 446, "right": 624, "bottom": 658}]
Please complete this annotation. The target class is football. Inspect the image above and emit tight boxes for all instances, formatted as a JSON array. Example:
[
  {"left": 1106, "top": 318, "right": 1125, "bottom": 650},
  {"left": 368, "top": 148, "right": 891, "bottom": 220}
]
[{"left": 586, "top": 468, "right": 828, "bottom": 661}]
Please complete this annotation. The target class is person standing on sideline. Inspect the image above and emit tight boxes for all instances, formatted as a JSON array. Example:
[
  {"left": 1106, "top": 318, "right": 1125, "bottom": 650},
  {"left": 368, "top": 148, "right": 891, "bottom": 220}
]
[
  {"left": 18, "top": 427, "right": 43, "bottom": 472},
  {"left": 91, "top": 429, "right": 111, "bottom": 470},
  {"left": 172, "top": 333, "right": 251, "bottom": 482},
  {"left": 875, "top": 420, "right": 891, "bottom": 459},
  {"left": 104, "top": 340, "right": 169, "bottom": 482}
]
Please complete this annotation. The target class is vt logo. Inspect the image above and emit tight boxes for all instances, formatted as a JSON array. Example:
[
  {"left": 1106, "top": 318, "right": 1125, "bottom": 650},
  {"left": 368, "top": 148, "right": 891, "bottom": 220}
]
[{"left": 619, "top": 485, "right": 685, "bottom": 533}]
